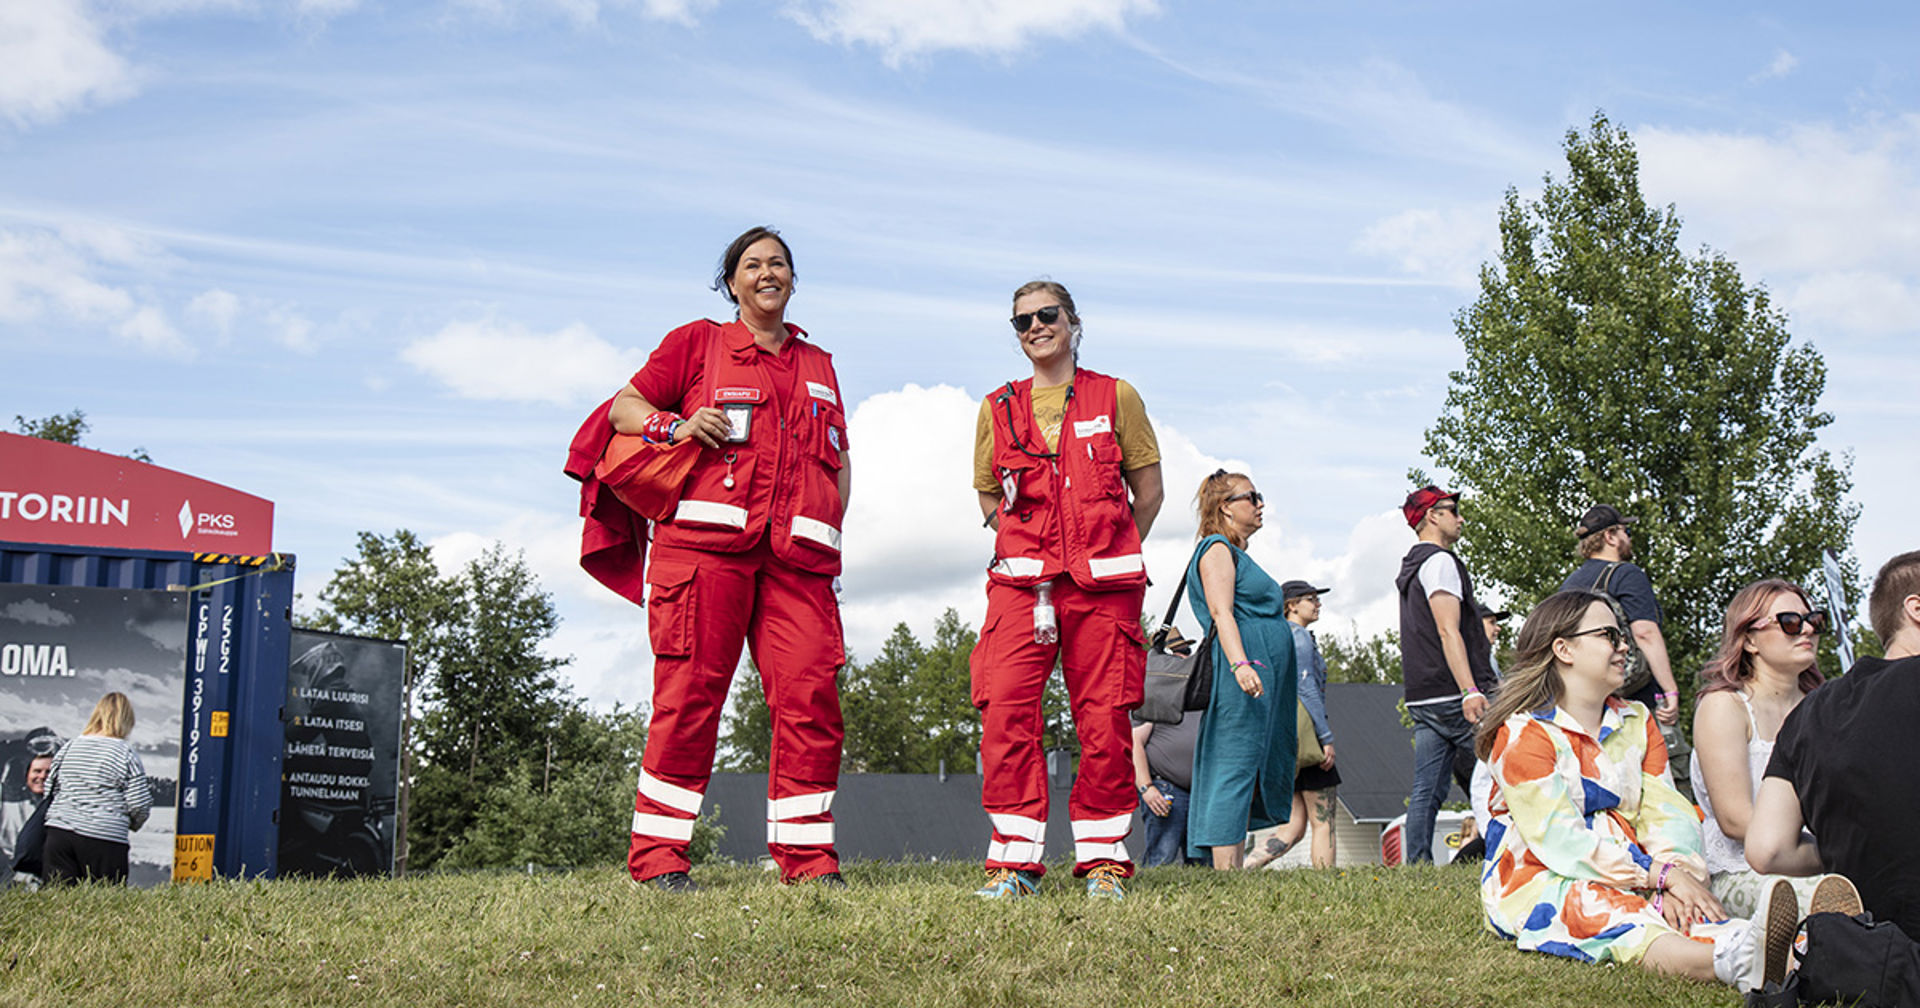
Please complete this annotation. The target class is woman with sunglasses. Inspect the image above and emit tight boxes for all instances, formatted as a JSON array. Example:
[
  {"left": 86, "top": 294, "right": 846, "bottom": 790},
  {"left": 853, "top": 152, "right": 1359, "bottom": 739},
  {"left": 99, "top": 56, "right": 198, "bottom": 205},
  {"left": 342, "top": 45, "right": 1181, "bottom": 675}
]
[
  {"left": 1691, "top": 579, "right": 1838, "bottom": 917},
  {"left": 969, "top": 280, "right": 1164, "bottom": 900},
  {"left": 1181, "top": 471, "right": 1297, "bottom": 870},
  {"left": 1478, "top": 590, "right": 1795, "bottom": 992}
]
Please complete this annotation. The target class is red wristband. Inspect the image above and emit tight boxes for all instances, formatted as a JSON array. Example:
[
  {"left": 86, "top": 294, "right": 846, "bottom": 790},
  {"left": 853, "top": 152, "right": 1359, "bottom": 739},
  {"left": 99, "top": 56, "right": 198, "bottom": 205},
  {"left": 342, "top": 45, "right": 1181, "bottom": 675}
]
[{"left": 641, "top": 411, "right": 682, "bottom": 444}]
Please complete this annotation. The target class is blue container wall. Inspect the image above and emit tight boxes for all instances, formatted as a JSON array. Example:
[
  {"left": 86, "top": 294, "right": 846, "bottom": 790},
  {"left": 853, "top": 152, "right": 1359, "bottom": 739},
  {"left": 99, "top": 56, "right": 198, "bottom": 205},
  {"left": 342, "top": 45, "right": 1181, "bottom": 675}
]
[{"left": 1, "top": 540, "right": 295, "bottom": 879}]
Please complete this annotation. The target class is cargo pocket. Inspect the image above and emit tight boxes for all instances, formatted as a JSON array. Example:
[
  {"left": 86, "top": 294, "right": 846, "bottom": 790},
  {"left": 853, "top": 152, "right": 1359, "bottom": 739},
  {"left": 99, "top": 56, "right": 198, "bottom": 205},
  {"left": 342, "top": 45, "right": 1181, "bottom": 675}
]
[
  {"left": 1088, "top": 437, "right": 1127, "bottom": 498},
  {"left": 645, "top": 562, "right": 697, "bottom": 658},
  {"left": 1116, "top": 615, "right": 1147, "bottom": 708}
]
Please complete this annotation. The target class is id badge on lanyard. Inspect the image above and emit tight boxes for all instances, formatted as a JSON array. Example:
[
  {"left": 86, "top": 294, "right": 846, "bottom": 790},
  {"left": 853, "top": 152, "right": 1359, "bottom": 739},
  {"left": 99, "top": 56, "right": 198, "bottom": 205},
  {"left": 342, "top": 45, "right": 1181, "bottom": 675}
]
[{"left": 714, "top": 386, "right": 763, "bottom": 443}]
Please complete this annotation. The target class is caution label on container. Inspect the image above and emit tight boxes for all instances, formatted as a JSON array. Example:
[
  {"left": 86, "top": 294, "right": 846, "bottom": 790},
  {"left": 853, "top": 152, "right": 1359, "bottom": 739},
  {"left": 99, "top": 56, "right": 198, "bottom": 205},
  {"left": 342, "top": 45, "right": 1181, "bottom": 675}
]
[
  {"left": 210, "top": 711, "right": 229, "bottom": 737},
  {"left": 174, "top": 834, "right": 216, "bottom": 882}
]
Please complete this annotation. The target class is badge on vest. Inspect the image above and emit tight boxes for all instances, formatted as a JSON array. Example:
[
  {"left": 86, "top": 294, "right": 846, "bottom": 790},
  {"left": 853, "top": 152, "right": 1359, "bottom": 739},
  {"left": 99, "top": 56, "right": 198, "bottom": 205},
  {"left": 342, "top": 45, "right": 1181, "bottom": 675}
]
[
  {"left": 827, "top": 425, "right": 842, "bottom": 451},
  {"left": 806, "top": 381, "right": 838, "bottom": 406},
  {"left": 714, "top": 387, "right": 764, "bottom": 444},
  {"left": 1072, "top": 415, "right": 1112, "bottom": 438}
]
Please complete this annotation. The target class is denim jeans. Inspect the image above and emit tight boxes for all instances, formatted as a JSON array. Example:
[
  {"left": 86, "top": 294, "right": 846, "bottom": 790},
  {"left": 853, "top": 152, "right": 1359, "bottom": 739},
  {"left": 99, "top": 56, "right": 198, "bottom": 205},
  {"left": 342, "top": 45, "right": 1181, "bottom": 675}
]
[
  {"left": 1139, "top": 778, "right": 1201, "bottom": 867},
  {"left": 1406, "top": 699, "right": 1475, "bottom": 864}
]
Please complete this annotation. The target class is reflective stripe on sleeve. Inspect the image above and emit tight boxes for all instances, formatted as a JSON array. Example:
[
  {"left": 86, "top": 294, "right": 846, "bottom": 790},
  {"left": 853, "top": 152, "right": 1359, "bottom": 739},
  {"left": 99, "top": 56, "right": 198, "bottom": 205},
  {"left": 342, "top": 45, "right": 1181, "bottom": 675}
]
[{"left": 674, "top": 499, "right": 749, "bottom": 528}]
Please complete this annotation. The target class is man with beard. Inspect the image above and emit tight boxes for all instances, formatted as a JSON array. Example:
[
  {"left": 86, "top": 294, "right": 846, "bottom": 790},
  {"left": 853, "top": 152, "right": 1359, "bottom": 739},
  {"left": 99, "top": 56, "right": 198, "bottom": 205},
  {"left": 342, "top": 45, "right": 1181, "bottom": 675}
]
[{"left": 1558, "top": 504, "right": 1680, "bottom": 725}]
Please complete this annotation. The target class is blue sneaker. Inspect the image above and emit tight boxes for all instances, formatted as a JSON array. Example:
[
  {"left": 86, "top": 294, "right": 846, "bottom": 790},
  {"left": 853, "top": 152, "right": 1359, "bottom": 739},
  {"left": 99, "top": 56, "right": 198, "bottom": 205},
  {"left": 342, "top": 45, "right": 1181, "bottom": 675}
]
[
  {"left": 1085, "top": 864, "right": 1128, "bottom": 901},
  {"left": 972, "top": 869, "right": 1039, "bottom": 899}
]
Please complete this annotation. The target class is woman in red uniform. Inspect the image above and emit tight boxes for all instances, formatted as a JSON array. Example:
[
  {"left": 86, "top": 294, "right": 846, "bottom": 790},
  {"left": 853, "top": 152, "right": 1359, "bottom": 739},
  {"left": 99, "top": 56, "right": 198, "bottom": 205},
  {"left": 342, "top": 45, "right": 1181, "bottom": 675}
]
[
  {"left": 611, "top": 226, "right": 851, "bottom": 891},
  {"left": 969, "top": 280, "right": 1164, "bottom": 901}
]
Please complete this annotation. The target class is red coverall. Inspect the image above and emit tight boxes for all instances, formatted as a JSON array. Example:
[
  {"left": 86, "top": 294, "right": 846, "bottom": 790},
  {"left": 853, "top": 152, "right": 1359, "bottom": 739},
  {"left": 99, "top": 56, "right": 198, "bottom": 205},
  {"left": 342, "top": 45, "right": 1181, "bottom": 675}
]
[
  {"left": 625, "top": 319, "right": 849, "bottom": 883},
  {"left": 972, "top": 370, "right": 1147, "bottom": 877}
]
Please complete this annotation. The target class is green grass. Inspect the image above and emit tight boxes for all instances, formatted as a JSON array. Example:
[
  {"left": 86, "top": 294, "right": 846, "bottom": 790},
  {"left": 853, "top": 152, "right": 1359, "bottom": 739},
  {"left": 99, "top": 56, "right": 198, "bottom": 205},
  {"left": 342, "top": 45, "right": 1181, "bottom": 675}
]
[{"left": 0, "top": 862, "right": 1740, "bottom": 1006}]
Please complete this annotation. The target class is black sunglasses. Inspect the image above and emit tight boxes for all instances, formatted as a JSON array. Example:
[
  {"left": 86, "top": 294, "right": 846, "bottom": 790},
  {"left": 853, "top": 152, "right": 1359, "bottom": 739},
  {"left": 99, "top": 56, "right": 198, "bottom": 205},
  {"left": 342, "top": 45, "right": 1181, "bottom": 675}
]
[
  {"left": 1227, "top": 491, "right": 1263, "bottom": 506},
  {"left": 1010, "top": 305, "right": 1064, "bottom": 333},
  {"left": 1565, "top": 624, "right": 1628, "bottom": 649},
  {"left": 1756, "top": 610, "right": 1829, "bottom": 636}
]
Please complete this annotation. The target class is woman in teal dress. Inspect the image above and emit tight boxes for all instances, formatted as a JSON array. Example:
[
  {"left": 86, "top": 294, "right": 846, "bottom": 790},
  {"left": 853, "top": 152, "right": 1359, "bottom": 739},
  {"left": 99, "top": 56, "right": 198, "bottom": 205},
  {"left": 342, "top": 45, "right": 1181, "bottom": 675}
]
[{"left": 1183, "top": 470, "right": 1297, "bottom": 868}]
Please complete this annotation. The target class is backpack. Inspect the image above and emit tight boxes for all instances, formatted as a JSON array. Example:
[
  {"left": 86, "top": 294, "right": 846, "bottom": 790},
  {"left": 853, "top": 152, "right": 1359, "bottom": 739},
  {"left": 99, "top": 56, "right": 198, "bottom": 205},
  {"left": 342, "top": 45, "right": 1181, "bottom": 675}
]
[{"left": 1588, "top": 562, "right": 1654, "bottom": 697}]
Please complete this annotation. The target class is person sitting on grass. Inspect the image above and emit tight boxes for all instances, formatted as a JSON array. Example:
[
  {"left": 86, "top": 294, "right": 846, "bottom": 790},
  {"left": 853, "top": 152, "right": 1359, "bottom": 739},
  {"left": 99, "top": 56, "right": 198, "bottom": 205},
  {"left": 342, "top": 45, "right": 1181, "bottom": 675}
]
[{"left": 1476, "top": 590, "right": 1841, "bottom": 993}]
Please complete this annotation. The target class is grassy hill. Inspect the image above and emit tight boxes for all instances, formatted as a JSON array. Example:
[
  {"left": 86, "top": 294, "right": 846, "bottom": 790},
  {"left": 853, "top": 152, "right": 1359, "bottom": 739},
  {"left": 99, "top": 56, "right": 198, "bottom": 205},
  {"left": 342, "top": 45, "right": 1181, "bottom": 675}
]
[{"left": 0, "top": 862, "right": 1740, "bottom": 1006}]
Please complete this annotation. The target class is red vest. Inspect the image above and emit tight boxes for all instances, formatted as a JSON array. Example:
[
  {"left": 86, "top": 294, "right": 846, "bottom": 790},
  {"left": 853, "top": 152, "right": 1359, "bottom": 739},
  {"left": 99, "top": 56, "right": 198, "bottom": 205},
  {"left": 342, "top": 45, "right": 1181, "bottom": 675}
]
[
  {"left": 985, "top": 369, "right": 1146, "bottom": 591},
  {"left": 653, "top": 320, "right": 847, "bottom": 576}
]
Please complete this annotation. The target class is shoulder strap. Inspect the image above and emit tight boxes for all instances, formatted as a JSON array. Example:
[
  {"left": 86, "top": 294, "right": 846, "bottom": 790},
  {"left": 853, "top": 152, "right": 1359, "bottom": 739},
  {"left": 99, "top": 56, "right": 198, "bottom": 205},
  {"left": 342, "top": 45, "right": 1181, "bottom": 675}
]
[{"left": 1590, "top": 561, "right": 1621, "bottom": 594}]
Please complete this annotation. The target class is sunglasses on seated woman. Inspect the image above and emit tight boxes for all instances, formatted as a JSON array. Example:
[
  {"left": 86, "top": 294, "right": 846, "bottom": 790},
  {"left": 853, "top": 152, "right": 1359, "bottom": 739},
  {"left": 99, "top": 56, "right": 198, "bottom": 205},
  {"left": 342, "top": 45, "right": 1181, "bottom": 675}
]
[
  {"left": 1564, "top": 624, "right": 1629, "bottom": 649},
  {"left": 1752, "top": 610, "right": 1830, "bottom": 636}
]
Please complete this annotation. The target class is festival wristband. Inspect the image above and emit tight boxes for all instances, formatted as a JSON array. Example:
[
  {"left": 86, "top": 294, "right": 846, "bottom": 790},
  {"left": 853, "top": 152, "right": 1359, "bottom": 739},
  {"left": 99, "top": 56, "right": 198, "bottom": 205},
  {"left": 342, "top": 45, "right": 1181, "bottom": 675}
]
[
  {"left": 1462, "top": 687, "right": 1483, "bottom": 697},
  {"left": 1657, "top": 861, "right": 1674, "bottom": 890},
  {"left": 1657, "top": 691, "right": 1678, "bottom": 700},
  {"left": 1651, "top": 891, "right": 1664, "bottom": 915},
  {"left": 641, "top": 411, "right": 683, "bottom": 444},
  {"left": 1231, "top": 660, "right": 1266, "bottom": 670}
]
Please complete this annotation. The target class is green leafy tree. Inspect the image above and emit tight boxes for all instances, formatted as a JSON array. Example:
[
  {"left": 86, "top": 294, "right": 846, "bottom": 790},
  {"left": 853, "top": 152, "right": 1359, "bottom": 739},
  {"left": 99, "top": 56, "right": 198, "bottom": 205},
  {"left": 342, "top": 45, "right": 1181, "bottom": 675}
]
[
  {"left": 1425, "top": 112, "right": 1859, "bottom": 689},
  {"left": 14, "top": 408, "right": 152, "bottom": 461},
  {"left": 1319, "top": 627, "right": 1402, "bottom": 684},
  {"left": 308, "top": 532, "right": 581, "bottom": 871},
  {"left": 840, "top": 610, "right": 982, "bottom": 773}
]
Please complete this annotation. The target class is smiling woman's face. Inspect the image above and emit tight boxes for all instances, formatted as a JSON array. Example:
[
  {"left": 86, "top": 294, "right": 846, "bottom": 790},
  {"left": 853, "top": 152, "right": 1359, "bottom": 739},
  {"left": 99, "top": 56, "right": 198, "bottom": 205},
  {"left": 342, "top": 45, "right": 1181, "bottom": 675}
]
[
  {"left": 725, "top": 236, "right": 794, "bottom": 321},
  {"left": 1011, "top": 289, "right": 1072, "bottom": 368}
]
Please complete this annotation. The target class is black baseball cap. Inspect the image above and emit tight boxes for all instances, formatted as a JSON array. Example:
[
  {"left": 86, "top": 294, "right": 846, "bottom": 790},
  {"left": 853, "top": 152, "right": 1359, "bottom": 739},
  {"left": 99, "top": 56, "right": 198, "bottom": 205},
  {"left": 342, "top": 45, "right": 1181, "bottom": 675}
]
[
  {"left": 1574, "top": 504, "right": 1637, "bottom": 538},
  {"left": 1475, "top": 601, "right": 1511, "bottom": 622},
  {"left": 1281, "top": 580, "right": 1330, "bottom": 601}
]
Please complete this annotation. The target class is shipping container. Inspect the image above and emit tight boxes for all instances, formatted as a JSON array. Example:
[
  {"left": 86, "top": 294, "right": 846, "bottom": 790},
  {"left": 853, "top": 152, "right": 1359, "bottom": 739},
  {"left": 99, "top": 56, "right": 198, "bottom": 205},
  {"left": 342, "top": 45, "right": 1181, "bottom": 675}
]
[{"left": 0, "top": 540, "right": 296, "bottom": 880}]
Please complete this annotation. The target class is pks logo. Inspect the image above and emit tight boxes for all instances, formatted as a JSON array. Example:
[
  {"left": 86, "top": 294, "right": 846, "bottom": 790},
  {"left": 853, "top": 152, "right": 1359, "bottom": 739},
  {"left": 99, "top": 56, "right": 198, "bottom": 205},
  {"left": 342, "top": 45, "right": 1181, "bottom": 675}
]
[{"left": 179, "top": 499, "right": 240, "bottom": 539}]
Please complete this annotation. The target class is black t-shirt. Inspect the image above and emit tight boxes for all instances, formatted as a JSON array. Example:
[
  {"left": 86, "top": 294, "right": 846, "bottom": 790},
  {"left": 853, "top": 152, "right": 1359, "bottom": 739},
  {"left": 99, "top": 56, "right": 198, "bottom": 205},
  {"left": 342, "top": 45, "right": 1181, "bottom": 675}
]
[
  {"left": 1766, "top": 655, "right": 1920, "bottom": 941},
  {"left": 1560, "top": 559, "right": 1663, "bottom": 625}
]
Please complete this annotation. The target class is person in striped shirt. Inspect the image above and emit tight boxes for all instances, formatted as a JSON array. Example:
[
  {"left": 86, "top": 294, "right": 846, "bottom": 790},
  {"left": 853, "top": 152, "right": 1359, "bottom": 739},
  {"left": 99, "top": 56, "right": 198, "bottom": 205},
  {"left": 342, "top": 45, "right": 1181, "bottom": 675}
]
[{"left": 43, "top": 692, "right": 151, "bottom": 885}]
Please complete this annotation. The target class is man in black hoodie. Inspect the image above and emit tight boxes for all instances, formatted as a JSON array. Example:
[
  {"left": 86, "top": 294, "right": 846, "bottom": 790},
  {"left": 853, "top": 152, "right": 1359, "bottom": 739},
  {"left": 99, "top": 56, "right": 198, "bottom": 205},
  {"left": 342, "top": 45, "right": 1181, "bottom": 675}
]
[{"left": 1395, "top": 486, "right": 1498, "bottom": 864}]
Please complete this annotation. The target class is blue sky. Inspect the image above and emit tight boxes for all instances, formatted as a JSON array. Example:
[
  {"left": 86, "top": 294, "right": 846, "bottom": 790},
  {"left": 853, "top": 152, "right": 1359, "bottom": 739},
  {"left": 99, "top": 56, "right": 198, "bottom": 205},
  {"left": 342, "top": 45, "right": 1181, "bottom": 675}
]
[{"left": 4, "top": 1, "right": 1915, "bottom": 705}]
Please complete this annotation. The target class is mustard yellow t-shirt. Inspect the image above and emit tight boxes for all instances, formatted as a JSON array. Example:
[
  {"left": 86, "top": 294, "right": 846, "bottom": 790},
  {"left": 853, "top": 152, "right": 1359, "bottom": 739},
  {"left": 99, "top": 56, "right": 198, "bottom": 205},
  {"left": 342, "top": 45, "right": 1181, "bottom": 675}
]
[{"left": 972, "top": 378, "right": 1160, "bottom": 493}]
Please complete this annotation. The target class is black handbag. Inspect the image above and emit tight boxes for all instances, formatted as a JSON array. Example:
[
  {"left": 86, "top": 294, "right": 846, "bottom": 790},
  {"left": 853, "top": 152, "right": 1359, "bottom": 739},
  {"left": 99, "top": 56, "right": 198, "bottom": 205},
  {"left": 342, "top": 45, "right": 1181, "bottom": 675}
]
[{"left": 1138, "top": 579, "right": 1216, "bottom": 724}]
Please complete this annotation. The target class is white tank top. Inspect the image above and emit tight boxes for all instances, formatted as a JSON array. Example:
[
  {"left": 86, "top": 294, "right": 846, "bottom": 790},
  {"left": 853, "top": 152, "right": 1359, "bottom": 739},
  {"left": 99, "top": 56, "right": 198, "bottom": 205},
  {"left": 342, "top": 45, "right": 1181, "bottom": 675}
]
[{"left": 1689, "top": 689, "right": 1802, "bottom": 875}]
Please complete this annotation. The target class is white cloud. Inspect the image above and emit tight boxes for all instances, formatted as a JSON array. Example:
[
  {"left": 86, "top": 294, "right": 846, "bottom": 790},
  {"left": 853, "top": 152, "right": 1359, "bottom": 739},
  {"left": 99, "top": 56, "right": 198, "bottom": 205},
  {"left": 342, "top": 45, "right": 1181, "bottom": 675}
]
[
  {"left": 786, "top": 0, "right": 1159, "bottom": 63},
  {"left": 268, "top": 306, "right": 317, "bottom": 351},
  {"left": 0, "top": 228, "right": 136, "bottom": 321},
  {"left": 116, "top": 305, "right": 191, "bottom": 356},
  {"left": 1355, "top": 204, "right": 1498, "bottom": 289},
  {"left": 0, "top": 0, "right": 135, "bottom": 129},
  {"left": 188, "top": 288, "right": 241, "bottom": 335},
  {"left": 637, "top": 0, "right": 717, "bottom": 25},
  {"left": 1784, "top": 271, "right": 1920, "bottom": 335},
  {"left": 1636, "top": 118, "right": 1920, "bottom": 335},
  {"left": 402, "top": 317, "right": 636, "bottom": 405},
  {"left": 0, "top": 224, "right": 196, "bottom": 355},
  {"left": 1754, "top": 49, "right": 1798, "bottom": 82}
]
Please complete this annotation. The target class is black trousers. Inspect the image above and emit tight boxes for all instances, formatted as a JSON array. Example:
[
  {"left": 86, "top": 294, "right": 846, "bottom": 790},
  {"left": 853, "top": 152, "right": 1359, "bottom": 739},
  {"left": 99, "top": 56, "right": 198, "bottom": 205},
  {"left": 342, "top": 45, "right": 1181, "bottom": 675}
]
[{"left": 42, "top": 826, "right": 129, "bottom": 885}]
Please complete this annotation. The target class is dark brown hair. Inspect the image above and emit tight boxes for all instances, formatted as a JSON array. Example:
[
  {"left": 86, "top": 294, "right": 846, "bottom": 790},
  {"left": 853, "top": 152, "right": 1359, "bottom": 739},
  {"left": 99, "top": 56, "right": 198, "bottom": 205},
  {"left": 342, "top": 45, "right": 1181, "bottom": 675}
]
[
  {"left": 1871, "top": 550, "right": 1920, "bottom": 648},
  {"left": 713, "top": 226, "right": 794, "bottom": 304}
]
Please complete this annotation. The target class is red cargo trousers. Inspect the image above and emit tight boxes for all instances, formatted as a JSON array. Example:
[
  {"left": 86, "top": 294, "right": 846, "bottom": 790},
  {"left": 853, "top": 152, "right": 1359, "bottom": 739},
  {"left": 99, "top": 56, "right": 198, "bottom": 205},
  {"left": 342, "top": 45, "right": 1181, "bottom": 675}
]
[
  {"left": 971, "top": 577, "right": 1144, "bottom": 877},
  {"left": 628, "top": 539, "right": 844, "bottom": 882}
]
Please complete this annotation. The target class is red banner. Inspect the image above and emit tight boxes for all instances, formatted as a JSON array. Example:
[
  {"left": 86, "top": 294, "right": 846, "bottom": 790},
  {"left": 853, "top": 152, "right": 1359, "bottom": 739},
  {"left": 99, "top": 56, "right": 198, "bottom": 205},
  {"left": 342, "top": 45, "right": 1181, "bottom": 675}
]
[{"left": 0, "top": 433, "right": 273, "bottom": 554}]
